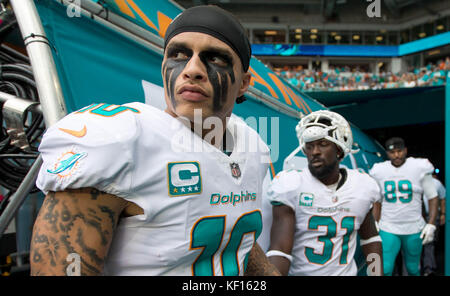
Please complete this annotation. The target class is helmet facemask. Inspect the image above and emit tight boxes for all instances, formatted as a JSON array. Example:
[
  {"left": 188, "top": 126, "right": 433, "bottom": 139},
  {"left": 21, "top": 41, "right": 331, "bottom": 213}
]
[
  {"left": 283, "top": 110, "right": 359, "bottom": 169},
  {"left": 296, "top": 110, "right": 358, "bottom": 158}
]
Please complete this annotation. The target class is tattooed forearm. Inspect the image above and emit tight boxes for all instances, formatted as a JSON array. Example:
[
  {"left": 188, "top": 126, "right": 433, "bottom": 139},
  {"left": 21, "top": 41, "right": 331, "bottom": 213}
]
[
  {"left": 90, "top": 188, "right": 101, "bottom": 200},
  {"left": 42, "top": 193, "right": 60, "bottom": 233},
  {"left": 30, "top": 188, "right": 128, "bottom": 276},
  {"left": 244, "top": 243, "right": 281, "bottom": 276},
  {"left": 98, "top": 205, "right": 117, "bottom": 226}
]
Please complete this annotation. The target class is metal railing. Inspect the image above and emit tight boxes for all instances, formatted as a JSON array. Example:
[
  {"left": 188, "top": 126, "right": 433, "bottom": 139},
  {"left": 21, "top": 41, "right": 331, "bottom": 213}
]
[{"left": 0, "top": 0, "right": 68, "bottom": 239}]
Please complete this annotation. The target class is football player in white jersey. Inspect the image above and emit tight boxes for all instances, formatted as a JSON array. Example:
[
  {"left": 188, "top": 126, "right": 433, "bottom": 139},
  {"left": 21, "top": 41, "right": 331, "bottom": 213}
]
[
  {"left": 422, "top": 174, "right": 446, "bottom": 276},
  {"left": 30, "top": 6, "right": 279, "bottom": 276},
  {"left": 266, "top": 110, "right": 383, "bottom": 276},
  {"left": 370, "top": 137, "right": 438, "bottom": 276}
]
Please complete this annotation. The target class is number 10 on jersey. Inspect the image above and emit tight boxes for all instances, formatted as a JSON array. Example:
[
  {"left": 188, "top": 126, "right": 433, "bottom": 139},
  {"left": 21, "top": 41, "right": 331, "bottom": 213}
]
[{"left": 190, "top": 211, "right": 262, "bottom": 276}]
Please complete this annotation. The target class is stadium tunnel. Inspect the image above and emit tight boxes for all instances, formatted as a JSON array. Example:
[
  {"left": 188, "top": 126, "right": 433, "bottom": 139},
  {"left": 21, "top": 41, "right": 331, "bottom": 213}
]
[
  {"left": 308, "top": 86, "right": 445, "bottom": 180},
  {"left": 308, "top": 84, "right": 448, "bottom": 275}
]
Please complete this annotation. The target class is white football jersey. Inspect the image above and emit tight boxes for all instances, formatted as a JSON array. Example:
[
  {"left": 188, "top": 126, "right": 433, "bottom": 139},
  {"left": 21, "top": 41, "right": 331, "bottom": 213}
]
[
  {"left": 267, "top": 167, "right": 380, "bottom": 276},
  {"left": 369, "top": 157, "right": 434, "bottom": 234},
  {"left": 423, "top": 178, "right": 445, "bottom": 214},
  {"left": 36, "top": 102, "right": 270, "bottom": 276}
]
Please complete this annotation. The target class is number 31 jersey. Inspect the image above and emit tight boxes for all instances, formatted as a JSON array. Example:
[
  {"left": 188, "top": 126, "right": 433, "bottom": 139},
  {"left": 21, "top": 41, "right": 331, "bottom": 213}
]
[
  {"left": 369, "top": 157, "right": 434, "bottom": 234},
  {"left": 267, "top": 168, "right": 380, "bottom": 276},
  {"left": 36, "top": 102, "right": 270, "bottom": 275}
]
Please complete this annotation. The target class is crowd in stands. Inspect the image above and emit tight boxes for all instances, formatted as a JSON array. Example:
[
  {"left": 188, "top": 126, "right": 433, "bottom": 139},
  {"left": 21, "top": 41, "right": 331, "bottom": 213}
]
[{"left": 275, "top": 56, "right": 450, "bottom": 92}]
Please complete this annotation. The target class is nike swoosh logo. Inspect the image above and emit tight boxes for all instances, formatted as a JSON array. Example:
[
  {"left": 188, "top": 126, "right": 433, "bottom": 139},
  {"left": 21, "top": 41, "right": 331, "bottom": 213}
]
[{"left": 59, "top": 125, "right": 87, "bottom": 138}]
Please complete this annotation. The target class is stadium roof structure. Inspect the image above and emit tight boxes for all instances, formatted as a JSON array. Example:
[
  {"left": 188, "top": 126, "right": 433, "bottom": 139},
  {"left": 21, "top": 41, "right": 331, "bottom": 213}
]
[{"left": 177, "top": 0, "right": 450, "bottom": 31}]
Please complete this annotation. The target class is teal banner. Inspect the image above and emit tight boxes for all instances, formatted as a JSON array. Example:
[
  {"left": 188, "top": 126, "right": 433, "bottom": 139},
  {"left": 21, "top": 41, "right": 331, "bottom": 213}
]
[
  {"left": 99, "top": 0, "right": 182, "bottom": 38},
  {"left": 99, "top": 0, "right": 184, "bottom": 37}
]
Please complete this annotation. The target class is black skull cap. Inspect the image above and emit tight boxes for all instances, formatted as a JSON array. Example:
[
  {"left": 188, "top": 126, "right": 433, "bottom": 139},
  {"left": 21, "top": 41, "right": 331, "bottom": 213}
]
[
  {"left": 164, "top": 5, "right": 251, "bottom": 72},
  {"left": 385, "top": 137, "right": 405, "bottom": 151}
]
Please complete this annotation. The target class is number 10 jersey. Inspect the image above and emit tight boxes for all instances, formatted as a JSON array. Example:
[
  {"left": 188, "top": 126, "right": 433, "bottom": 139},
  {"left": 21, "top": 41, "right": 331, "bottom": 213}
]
[{"left": 36, "top": 102, "right": 270, "bottom": 275}]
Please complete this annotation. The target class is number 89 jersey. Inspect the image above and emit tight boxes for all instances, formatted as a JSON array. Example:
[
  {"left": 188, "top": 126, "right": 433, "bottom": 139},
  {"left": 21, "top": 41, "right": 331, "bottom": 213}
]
[
  {"left": 369, "top": 157, "right": 434, "bottom": 235},
  {"left": 36, "top": 102, "right": 270, "bottom": 276},
  {"left": 267, "top": 168, "right": 380, "bottom": 276}
]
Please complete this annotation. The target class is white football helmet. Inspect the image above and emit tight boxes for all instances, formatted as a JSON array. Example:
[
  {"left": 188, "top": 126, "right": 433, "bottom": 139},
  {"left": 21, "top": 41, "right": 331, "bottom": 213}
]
[
  {"left": 297, "top": 110, "right": 358, "bottom": 157},
  {"left": 284, "top": 110, "right": 359, "bottom": 168}
]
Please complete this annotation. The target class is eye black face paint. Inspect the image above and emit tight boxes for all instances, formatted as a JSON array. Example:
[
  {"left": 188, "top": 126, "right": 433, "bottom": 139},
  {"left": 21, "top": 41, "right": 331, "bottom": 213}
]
[
  {"left": 163, "top": 43, "right": 237, "bottom": 113},
  {"left": 163, "top": 45, "right": 193, "bottom": 109},
  {"left": 199, "top": 51, "right": 235, "bottom": 112},
  {"left": 163, "top": 60, "right": 187, "bottom": 109}
]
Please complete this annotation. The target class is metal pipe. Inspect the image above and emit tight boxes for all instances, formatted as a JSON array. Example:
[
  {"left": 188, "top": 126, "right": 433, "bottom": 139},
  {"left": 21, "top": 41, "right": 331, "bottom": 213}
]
[
  {"left": 10, "top": 0, "right": 67, "bottom": 127},
  {"left": 0, "top": 155, "right": 42, "bottom": 240},
  {"left": 0, "top": 90, "right": 25, "bottom": 103},
  {"left": 0, "top": 0, "right": 68, "bottom": 238},
  {"left": 0, "top": 91, "right": 43, "bottom": 114},
  {"left": 80, "top": 0, "right": 164, "bottom": 47},
  {"left": 57, "top": 0, "right": 163, "bottom": 55}
]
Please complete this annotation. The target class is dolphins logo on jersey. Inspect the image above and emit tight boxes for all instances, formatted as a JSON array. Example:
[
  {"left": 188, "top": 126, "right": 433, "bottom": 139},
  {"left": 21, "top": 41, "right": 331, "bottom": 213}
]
[{"left": 47, "top": 150, "right": 87, "bottom": 180}]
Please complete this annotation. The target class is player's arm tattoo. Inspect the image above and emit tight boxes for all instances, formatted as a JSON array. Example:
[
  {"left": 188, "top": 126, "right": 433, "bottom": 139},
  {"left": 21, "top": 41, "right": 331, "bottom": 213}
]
[
  {"left": 30, "top": 188, "right": 128, "bottom": 275},
  {"left": 244, "top": 243, "right": 281, "bottom": 276}
]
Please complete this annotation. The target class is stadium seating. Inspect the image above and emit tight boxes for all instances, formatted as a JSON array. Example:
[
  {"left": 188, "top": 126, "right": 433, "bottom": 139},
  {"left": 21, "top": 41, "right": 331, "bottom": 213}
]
[{"left": 275, "top": 56, "right": 449, "bottom": 92}]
